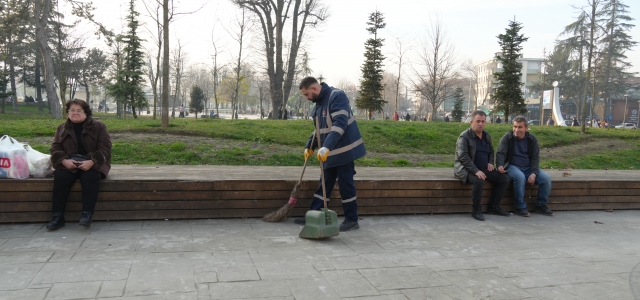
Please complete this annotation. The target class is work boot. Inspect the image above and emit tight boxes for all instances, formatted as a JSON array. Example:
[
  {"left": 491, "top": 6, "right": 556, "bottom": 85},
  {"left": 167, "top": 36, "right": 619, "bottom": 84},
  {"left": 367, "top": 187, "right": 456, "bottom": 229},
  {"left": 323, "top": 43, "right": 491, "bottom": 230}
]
[
  {"left": 486, "top": 206, "right": 511, "bottom": 216},
  {"left": 471, "top": 210, "right": 485, "bottom": 221},
  {"left": 79, "top": 211, "right": 93, "bottom": 228},
  {"left": 46, "top": 213, "right": 65, "bottom": 230},
  {"left": 294, "top": 218, "right": 306, "bottom": 225},
  {"left": 339, "top": 219, "right": 359, "bottom": 232}
]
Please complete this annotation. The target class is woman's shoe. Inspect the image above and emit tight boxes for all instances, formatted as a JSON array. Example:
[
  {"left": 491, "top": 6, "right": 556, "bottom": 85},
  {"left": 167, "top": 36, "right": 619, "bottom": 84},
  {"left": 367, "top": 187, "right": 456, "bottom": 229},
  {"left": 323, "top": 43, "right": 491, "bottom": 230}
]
[
  {"left": 46, "top": 213, "right": 65, "bottom": 230},
  {"left": 79, "top": 211, "right": 93, "bottom": 228}
]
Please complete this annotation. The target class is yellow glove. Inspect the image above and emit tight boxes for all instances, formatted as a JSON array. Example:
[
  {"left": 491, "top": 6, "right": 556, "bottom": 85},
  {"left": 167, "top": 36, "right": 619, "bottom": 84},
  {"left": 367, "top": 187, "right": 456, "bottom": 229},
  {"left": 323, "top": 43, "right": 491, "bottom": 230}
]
[
  {"left": 304, "top": 148, "right": 313, "bottom": 160},
  {"left": 317, "top": 147, "right": 330, "bottom": 162}
]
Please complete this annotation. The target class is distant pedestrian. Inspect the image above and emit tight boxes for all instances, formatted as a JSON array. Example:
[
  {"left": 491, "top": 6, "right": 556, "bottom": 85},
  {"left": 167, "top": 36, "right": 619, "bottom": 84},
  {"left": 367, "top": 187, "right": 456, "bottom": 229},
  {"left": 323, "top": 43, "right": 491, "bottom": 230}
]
[
  {"left": 495, "top": 116, "right": 502, "bottom": 124},
  {"left": 546, "top": 118, "right": 554, "bottom": 126},
  {"left": 571, "top": 117, "right": 578, "bottom": 126}
]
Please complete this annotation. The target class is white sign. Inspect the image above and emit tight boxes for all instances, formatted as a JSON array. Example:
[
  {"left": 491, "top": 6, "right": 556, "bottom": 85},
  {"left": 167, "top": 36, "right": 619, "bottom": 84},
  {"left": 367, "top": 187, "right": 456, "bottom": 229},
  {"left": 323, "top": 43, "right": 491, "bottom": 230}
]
[{"left": 543, "top": 90, "right": 552, "bottom": 109}]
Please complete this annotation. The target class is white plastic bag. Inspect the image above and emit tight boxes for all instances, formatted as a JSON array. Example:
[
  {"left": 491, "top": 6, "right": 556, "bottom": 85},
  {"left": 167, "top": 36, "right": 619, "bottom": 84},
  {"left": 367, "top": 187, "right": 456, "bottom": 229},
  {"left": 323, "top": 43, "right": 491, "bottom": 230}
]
[
  {"left": 0, "top": 135, "right": 30, "bottom": 179},
  {"left": 23, "top": 144, "right": 54, "bottom": 178}
]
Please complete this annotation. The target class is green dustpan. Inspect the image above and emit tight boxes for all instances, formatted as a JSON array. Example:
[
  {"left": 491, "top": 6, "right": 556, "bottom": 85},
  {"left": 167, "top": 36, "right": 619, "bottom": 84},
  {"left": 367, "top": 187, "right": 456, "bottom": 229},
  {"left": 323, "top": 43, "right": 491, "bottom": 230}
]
[
  {"left": 299, "top": 116, "right": 339, "bottom": 239},
  {"left": 299, "top": 208, "right": 339, "bottom": 239}
]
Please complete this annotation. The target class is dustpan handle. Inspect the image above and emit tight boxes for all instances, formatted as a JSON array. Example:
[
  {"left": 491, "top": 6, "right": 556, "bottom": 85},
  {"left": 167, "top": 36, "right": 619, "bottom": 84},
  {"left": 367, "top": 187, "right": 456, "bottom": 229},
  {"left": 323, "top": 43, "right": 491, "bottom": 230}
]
[{"left": 315, "top": 117, "right": 328, "bottom": 209}]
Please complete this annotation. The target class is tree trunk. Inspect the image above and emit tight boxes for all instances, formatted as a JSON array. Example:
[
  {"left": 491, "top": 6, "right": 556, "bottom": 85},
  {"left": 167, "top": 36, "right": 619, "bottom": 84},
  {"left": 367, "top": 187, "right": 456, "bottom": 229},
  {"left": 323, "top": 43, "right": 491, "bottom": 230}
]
[
  {"left": 161, "top": 0, "right": 170, "bottom": 127},
  {"left": 9, "top": 45, "right": 18, "bottom": 112},
  {"left": 35, "top": 54, "right": 44, "bottom": 112},
  {"left": 34, "top": 0, "right": 62, "bottom": 118}
]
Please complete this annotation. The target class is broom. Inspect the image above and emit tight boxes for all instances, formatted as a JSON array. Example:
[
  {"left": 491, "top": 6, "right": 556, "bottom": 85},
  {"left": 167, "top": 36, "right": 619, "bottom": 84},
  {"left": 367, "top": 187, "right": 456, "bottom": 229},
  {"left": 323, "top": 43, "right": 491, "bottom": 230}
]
[{"left": 262, "top": 133, "right": 316, "bottom": 222}]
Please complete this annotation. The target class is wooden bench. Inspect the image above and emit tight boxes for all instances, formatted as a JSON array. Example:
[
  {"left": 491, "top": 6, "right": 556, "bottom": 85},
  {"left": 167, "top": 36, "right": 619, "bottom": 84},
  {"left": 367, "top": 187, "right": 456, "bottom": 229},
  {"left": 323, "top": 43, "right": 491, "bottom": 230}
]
[{"left": 1, "top": 166, "right": 639, "bottom": 223}]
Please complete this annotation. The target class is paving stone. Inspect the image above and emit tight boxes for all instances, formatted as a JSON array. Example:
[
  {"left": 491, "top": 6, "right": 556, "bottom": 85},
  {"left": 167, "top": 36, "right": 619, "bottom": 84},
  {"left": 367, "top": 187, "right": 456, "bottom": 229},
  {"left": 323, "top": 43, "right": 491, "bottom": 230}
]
[
  {"left": 0, "top": 288, "right": 48, "bottom": 300},
  {"left": 32, "top": 260, "right": 131, "bottom": 284},
  {"left": 216, "top": 267, "right": 260, "bottom": 282},
  {"left": 286, "top": 277, "right": 341, "bottom": 300},
  {"left": 329, "top": 255, "right": 373, "bottom": 270},
  {"left": 196, "top": 271, "right": 219, "bottom": 283},
  {"left": 524, "top": 286, "right": 580, "bottom": 300},
  {"left": 98, "top": 280, "right": 126, "bottom": 298},
  {"left": 560, "top": 246, "right": 636, "bottom": 262},
  {"left": 107, "top": 221, "right": 144, "bottom": 231},
  {"left": 344, "top": 295, "right": 409, "bottom": 300},
  {"left": 109, "top": 293, "right": 199, "bottom": 300},
  {"left": 125, "top": 259, "right": 196, "bottom": 296},
  {"left": 340, "top": 236, "right": 387, "bottom": 254},
  {"left": 560, "top": 280, "right": 635, "bottom": 300},
  {"left": 439, "top": 269, "right": 533, "bottom": 299},
  {"left": 49, "top": 251, "right": 75, "bottom": 262},
  {"left": 250, "top": 253, "right": 319, "bottom": 280},
  {"left": 0, "top": 237, "right": 85, "bottom": 252},
  {"left": 71, "top": 238, "right": 137, "bottom": 261},
  {"left": 320, "top": 270, "right": 379, "bottom": 298},
  {"left": 421, "top": 256, "right": 496, "bottom": 272},
  {"left": 1, "top": 251, "right": 53, "bottom": 264},
  {"left": 0, "top": 229, "right": 39, "bottom": 238},
  {"left": 359, "top": 266, "right": 451, "bottom": 290},
  {"left": 209, "top": 280, "right": 292, "bottom": 299},
  {"left": 0, "top": 263, "right": 44, "bottom": 290},
  {"left": 46, "top": 281, "right": 101, "bottom": 299},
  {"left": 359, "top": 251, "right": 422, "bottom": 268},
  {"left": 401, "top": 287, "right": 456, "bottom": 300}
]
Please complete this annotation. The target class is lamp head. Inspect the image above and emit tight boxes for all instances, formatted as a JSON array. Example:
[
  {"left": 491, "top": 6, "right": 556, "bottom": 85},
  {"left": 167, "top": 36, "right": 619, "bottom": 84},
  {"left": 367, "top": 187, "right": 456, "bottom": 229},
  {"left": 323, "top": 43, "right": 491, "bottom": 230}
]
[{"left": 552, "top": 81, "right": 558, "bottom": 87}]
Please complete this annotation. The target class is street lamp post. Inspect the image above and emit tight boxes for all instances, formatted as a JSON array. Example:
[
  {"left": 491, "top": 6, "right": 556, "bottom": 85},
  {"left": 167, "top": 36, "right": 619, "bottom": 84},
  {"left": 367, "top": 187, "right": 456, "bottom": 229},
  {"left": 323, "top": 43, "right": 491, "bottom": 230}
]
[{"left": 623, "top": 94, "right": 628, "bottom": 124}]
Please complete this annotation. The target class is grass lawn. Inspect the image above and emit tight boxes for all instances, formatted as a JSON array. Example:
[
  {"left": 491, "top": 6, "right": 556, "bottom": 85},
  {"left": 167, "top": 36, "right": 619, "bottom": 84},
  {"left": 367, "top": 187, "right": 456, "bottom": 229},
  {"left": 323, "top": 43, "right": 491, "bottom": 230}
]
[{"left": 2, "top": 103, "right": 639, "bottom": 169}]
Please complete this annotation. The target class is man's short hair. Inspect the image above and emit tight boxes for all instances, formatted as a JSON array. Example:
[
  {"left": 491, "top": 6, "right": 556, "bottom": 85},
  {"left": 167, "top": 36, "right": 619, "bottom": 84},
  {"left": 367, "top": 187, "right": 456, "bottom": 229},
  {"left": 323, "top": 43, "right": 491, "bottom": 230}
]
[
  {"left": 299, "top": 76, "right": 318, "bottom": 90},
  {"left": 513, "top": 116, "right": 528, "bottom": 126},
  {"left": 471, "top": 110, "right": 486, "bottom": 118}
]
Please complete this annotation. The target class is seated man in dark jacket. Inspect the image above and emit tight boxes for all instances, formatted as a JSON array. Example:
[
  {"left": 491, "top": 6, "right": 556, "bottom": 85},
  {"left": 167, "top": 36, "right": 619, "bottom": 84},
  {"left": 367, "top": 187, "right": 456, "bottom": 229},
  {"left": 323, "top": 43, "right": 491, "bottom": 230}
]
[
  {"left": 496, "top": 116, "right": 554, "bottom": 217},
  {"left": 454, "top": 111, "right": 511, "bottom": 221}
]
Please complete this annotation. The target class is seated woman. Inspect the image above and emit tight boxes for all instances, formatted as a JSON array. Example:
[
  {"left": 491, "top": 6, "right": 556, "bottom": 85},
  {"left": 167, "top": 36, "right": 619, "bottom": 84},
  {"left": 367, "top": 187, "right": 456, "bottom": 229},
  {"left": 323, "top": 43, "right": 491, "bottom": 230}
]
[{"left": 47, "top": 99, "right": 112, "bottom": 230}]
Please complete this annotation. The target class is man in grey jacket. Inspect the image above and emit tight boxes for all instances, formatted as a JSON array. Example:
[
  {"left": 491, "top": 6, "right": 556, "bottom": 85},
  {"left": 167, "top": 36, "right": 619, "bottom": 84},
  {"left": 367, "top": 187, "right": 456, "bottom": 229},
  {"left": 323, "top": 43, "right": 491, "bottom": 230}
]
[
  {"left": 496, "top": 116, "right": 554, "bottom": 217},
  {"left": 454, "top": 111, "right": 511, "bottom": 221}
]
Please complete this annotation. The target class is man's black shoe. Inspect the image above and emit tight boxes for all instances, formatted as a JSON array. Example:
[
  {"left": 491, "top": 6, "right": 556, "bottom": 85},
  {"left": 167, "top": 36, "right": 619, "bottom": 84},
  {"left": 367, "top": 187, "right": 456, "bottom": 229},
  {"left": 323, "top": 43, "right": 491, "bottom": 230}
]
[
  {"left": 535, "top": 205, "right": 554, "bottom": 216},
  {"left": 46, "top": 213, "right": 65, "bottom": 230},
  {"left": 294, "top": 218, "right": 306, "bottom": 225},
  {"left": 486, "top": 206, "right": 511, "bottom": 216},
  {"left": 79, "top": 211, "right": 93, "bottom": 228},
  {"left": 339, "top": 219, "right": 359, "bottom": 232},
  {"left": 514, "top": 208, "right": 531, "bottom": 217},
  {"left": 471, "top": 211, "right": 485, "bottom": 221}
]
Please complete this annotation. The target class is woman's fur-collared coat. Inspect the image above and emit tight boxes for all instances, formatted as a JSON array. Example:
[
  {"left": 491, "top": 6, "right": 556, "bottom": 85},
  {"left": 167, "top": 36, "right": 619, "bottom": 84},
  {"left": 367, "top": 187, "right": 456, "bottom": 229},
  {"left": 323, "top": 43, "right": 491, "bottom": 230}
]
[{"left": 50, "top": 117, "right": 112, "bottom": 178}]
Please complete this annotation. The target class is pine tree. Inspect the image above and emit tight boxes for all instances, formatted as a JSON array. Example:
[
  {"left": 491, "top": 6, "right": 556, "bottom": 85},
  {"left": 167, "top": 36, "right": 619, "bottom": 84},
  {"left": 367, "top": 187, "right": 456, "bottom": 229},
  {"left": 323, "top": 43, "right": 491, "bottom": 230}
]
[
  {"left": 190, "top": 85, "right": 205, "bottom": 119},
  {"left": 107, "top": 0, "right": 146, "bottom": 119},
  {"left": 355, "top": 10, "right": 387, "bottom": 120},
  {"left": 493, "top": 20, "right": 529, "bottom": 122},
  {"left": 598, "top": 0, "right": 636, "bottom": 117},
  {"left": 451, "top": 88, "right": 465, "bottom": 122}
]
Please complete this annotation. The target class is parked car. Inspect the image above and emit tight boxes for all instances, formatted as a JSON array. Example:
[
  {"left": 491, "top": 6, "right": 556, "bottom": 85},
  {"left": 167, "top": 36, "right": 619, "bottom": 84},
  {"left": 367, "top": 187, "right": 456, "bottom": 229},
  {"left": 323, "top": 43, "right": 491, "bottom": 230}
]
[
  {"left": 528, "top": 120, "right": 539, "bottom": 126},
  {"left": 614, "top": 123, "right": 636, "bottom": 129}
]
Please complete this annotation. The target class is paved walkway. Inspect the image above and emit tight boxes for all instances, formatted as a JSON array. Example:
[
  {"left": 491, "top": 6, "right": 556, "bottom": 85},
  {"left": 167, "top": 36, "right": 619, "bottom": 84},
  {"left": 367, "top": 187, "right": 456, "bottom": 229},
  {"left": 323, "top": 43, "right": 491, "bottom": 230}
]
[{"left": 1, "top": 211, "right": 639, "bottom": 299}]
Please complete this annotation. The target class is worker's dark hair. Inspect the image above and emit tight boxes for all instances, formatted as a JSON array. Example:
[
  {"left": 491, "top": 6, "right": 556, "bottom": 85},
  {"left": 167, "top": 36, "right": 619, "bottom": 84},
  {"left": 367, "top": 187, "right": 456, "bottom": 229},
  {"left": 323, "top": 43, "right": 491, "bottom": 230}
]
[{"left": 299, "top": 76, "right": 319, "bottom": 90}]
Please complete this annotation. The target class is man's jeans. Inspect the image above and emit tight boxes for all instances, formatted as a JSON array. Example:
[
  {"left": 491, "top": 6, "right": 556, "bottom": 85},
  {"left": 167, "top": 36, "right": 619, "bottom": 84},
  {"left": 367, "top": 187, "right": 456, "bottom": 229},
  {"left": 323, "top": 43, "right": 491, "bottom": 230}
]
[{"left": 506, "top": 165, "right": 552, "bottom": 209}]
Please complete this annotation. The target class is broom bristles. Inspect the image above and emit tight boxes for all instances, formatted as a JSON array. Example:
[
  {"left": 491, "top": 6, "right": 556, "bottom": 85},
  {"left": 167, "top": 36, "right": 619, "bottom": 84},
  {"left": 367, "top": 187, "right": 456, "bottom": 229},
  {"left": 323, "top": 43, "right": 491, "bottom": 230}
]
[{"left": 263, "top": 182, "right": 301, "bottom": 222}]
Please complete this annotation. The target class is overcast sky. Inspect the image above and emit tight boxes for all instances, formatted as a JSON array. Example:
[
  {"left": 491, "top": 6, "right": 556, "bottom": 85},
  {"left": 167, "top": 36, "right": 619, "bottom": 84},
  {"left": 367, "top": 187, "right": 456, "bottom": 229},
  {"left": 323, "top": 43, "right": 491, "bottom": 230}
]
[{"left": 87, "top": 0, "right": 640, "bottom": 87}]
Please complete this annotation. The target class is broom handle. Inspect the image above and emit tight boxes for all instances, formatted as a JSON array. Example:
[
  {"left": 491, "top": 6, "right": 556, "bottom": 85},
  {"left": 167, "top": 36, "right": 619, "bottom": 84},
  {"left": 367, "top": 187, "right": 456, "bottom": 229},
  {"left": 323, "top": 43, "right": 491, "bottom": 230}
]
[
  {"left": 298, "top": 133, "right": 315, "bottom": 183},
  {"left": 315, "top": 117, "right": 328, "bottom": 209}
]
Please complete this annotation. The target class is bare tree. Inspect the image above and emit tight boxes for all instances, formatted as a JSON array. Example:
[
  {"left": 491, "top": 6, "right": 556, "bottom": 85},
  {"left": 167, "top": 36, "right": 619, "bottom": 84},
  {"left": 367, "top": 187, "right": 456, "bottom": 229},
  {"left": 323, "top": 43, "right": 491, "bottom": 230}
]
[
  {"left": 413, "top": 17, "right": 458, "bottom": 121},
  {"left": 171, "top": 40, "right": 187, "bottom": 108},
  {"left": 142, "top": 0, "right": 164, "bottom": 120},
  {"left": 233, "top": 0, "right": 327, "bottom": 119},
  {"left": 224, "top": 8, "right": 252, "bottom": 120},
  {"left": 389, "top": 36, "right": 410, "bottom": 120},
  {"left": 210, "top": 27, "right": 225, "bottom": 117},
  {"left": 461, "top": 58, "right": 481, "bottom": 112}
]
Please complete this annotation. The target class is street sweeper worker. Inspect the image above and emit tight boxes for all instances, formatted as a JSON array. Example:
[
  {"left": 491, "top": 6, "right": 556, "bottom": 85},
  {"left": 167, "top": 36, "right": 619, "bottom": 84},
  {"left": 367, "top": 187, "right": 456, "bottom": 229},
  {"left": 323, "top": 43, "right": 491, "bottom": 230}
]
[{"left": 295, "top": 76, "right": 366, "bottom": 232}]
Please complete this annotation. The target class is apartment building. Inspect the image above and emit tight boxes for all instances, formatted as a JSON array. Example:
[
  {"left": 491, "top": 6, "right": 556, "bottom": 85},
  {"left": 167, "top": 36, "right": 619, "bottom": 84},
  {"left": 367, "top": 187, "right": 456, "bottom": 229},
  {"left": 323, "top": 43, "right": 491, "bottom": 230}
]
[{"left": 475, "top": 53, "right": 543, "bottom": 111}]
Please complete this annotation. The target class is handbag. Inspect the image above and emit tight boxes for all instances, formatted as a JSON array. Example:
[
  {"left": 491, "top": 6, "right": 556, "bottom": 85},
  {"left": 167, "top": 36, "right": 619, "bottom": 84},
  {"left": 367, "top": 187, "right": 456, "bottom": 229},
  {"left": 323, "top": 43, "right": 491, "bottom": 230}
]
[{"left": 69, "top": 154, "right": 90, "bottom": 162}]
